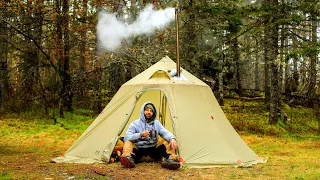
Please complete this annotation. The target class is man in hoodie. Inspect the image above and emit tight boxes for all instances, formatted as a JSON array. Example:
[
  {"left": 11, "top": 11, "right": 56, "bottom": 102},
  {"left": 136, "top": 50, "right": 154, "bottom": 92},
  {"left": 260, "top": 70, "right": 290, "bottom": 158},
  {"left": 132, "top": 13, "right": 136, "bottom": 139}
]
[{"left": 119, "top": 101, "right": 180, "bottom": 170}]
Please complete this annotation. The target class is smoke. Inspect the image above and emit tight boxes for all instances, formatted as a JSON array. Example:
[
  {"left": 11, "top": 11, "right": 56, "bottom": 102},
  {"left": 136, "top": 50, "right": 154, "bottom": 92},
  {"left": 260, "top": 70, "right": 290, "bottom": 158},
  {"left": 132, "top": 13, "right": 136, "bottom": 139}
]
[{"left": 97, "top": 4, "right": 175, "bottom": 51}]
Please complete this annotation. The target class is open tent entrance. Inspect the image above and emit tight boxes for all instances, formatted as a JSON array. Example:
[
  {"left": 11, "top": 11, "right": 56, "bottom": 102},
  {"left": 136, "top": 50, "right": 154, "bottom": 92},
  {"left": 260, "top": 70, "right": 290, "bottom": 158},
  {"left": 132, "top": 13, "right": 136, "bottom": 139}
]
[
  {"left": 120, "top": 89, "right": 173, "bottom": 137},
  {"left": 110, "top": 89, "right": 175, "bottom": 162}
]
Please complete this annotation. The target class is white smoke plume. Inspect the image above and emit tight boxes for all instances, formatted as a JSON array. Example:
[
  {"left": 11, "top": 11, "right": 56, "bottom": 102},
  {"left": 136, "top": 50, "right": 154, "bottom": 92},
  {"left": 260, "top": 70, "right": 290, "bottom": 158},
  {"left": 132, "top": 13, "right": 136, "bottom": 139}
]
[{"left": 97, "top": 4, "right": 175, "bottom": 51}]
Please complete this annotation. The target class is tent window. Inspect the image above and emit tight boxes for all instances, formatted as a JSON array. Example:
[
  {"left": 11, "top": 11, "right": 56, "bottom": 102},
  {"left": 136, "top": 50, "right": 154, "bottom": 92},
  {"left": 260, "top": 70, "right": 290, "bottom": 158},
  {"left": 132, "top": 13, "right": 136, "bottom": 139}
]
[{"left": 150, "top": 70, "right": 170, "bottom": 80}]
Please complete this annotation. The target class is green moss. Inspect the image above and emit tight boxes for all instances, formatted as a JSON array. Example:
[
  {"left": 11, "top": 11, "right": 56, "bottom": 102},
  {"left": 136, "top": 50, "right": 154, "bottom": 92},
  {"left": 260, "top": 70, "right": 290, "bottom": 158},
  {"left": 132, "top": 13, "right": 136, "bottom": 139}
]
[{"left": 0, "top": 172, "right": 11, "bottom": 179}]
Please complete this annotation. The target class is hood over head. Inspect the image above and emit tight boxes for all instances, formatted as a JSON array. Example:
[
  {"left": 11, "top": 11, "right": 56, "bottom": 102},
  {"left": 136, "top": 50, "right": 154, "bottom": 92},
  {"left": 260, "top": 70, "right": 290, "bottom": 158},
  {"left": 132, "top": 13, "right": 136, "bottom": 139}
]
[{"left": 140, "top": 101, "right": 157, "bottom": 124}]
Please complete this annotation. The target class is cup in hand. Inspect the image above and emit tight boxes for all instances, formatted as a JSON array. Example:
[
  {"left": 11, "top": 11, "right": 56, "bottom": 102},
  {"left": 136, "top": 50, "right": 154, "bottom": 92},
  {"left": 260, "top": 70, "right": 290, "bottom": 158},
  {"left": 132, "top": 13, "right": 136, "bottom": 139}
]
[{"left": 150, "top": 129, "right": 157, "bottom": 138}]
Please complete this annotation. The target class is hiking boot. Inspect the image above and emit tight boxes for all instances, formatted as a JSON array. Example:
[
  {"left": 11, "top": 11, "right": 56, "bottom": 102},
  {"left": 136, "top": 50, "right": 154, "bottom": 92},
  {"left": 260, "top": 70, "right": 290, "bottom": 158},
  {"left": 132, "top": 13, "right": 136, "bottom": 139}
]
[
  {"left": 161, "top": 159, "right": 180, "bottom": 170},
  {"left": 120, "top": 156, "right": 135, "bottom": 168}
]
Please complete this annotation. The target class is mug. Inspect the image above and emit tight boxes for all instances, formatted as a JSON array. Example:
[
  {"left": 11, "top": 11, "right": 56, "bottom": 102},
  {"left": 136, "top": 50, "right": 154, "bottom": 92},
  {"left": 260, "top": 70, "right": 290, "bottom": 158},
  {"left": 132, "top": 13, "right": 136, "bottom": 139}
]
[{"left": 150, "top": 129, "right": 157, "bottom": 138}]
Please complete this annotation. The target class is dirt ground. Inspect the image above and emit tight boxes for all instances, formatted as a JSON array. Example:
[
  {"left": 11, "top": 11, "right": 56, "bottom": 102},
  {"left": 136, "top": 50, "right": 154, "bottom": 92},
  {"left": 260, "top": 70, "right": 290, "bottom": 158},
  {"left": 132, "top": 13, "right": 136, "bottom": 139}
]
[
  {"left": 0, "top": 140, "right": 268, "bottom": 180},
  {"left": 2, "top": 138, "right": 320, "bottom": 180},
  {"left": 0, "top": 145, "right": 228, "bottom": 180},
  {"left": 1, "top": 120, "right": 320, "bottom": 179}
]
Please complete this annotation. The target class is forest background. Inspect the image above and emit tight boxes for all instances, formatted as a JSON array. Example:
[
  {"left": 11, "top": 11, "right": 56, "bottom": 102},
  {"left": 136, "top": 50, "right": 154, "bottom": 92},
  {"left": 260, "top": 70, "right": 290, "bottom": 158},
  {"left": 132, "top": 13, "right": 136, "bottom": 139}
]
[
  {"left": 1, "top": 0, "right": 320, "bottom": 179},
  {"left": 1, "top": 0, "right": 320, "bottom": 125}
]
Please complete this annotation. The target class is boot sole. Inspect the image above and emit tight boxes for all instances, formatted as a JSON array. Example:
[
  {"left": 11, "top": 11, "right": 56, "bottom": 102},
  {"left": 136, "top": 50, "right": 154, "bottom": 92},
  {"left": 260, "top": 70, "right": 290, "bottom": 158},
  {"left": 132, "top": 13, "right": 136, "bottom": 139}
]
[{"left": 120, "top": 157, "right": 135, "bottom": 168}]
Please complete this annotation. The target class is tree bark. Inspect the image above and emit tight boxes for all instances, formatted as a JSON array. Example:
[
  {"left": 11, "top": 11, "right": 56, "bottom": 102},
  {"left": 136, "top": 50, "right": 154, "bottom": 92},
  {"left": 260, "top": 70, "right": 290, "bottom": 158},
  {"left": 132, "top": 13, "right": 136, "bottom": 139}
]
[
  {"left": 278, "top": 24, "right": 286, "bottom": 110},
  {"left": 232, "top": 37, "right": 243, "bottom": 96},
  {"left": 284, "top": 35, "right": 290, "bottom": 94},
  {"left": 264, "top": 35, "right": 271, "bottom": 104},
  {"left": 254, "top": 38, "right": 260, "bottom": 91},
  {"left": 218, "top": 52, "right": 224, "bottom": 106},
  {"left": 307, "top": 12, "right": 317, "bottom": 103},
  {"left": 292, "top": 26, "right": 299, "bottom": 92},
  {"left": 55, "top": 0, "right": 64, "bottom": 117},
  {"left": 58, "top": 0, "right": 72, "bottom": 116},
  {"left": 263, "top": 0, "right": 279, "bottom": 124},
  {"left": 79, "top": 0, "right": 88, "bottom": 98},
  {"left": 0, "top": 15, "right": 9, "bottom": 110},
  {"left": 279, "top": 25, "right": 285, "bottom": 94},
  {"left": 93, "top": 66, "right": 103, "bottom": 113}
]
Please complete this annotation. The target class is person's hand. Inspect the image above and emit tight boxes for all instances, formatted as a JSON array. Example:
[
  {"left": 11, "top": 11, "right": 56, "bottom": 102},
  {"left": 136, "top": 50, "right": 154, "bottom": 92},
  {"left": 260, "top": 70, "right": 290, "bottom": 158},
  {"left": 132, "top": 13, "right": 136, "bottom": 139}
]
[
  {"left": 140, "top": 130, "right": 149, "bottom": 138},
  {"left": 169, "top": 139, "right": 178, "bottom": 150}
]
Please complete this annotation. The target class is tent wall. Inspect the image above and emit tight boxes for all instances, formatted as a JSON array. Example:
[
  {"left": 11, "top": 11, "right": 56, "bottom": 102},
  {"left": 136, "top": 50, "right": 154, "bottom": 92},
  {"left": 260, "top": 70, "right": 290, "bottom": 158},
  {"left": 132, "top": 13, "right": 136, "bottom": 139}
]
[
  {"left": 53, "top": 85, "right": 140, "bottom": 163},
  {"left": 171, "top": 85, "right": 260, "bottom": 168}
]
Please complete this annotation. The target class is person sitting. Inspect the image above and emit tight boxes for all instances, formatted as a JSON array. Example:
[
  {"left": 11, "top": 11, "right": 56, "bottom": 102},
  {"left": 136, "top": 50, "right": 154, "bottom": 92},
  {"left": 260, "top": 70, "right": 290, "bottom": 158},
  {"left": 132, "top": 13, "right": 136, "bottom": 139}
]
[{"left": 119, "top": 101, "right": 180, "bottom": 170}]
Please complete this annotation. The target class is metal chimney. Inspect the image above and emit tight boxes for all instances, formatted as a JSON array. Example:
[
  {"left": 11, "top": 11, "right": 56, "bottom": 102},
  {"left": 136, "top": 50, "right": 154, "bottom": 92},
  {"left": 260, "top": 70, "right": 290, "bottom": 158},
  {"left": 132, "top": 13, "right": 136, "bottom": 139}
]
[{"left": 175, "top": 8, "right": 180, "bottom": 77}]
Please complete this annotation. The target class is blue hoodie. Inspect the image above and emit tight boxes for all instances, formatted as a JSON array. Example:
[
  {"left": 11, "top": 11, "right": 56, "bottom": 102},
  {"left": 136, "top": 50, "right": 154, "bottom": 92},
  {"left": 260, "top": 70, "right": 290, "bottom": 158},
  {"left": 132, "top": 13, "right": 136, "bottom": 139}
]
[{"left": 124, "top": 101, "right": 176, "bottom": 148}]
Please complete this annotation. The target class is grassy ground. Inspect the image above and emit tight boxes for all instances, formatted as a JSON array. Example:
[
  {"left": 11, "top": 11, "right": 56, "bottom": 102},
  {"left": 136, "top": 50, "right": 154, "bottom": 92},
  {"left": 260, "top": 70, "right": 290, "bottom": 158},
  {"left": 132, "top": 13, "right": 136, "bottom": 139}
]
[{"left": 1, "top": 99, "right": 320, "bottom": 180}]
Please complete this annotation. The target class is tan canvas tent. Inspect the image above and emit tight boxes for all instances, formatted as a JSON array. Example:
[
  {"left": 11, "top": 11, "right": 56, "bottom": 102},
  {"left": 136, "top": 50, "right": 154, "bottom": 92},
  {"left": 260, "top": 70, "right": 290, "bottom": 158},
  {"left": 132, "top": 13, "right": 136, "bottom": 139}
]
[{"left": 53, "top": 56, "right": 265, "bottom": 168}]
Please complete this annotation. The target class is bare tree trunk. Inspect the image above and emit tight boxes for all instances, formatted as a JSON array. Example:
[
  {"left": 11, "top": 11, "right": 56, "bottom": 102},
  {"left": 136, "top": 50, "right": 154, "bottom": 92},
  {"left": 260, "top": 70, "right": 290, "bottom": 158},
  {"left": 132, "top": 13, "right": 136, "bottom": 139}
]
[
  {"left": 264, "top": 33, "right": 271, "bottom": 104},
  {"left": 278, "top": 0, "right": 285, "bottom": 95},
  {"left": 59, "top": 0, "right": 73, "bottom": 115},
  {"left": 0, "top": 16, "right": 9, "bottom": 110},
  {"left": 292, "top": 26, "right": 299, "bottom": 92},
  {"left": 55, "top": 0, "right": 64, "bottom": 117},
  {"left": 263, "top": 0, "right": 279, "bottom": 124},
  {"left": 232, "top": 37, "right": 243, "bottom": 96},
  {"left": 318, "top": 117, "right": 320, "bottom": 134},
  {"left": 0, "top": 83, "right": 2, "bottom": 110},
  {"left": 301, "top": 17, "right": 308, "bottom": 89},
  {"left": 79, "top": 0, "right": 88, "bottom": 99},
  {"left": 218, "top": 49, "right": 224, "bottom": 106},
  {"left": 254, "top": 38, "right": 260, "bottom": 91},
  {"left": 307, "top": 12, "right": 317, "bottom": 103},
  {"left": 279, "top": 25, "right": 285, "bottom": 94},
  {"left": 93, "top": 66, "right": 103, "bottom": 113},
  {"left": 269, "top": 45, "right": 279, "bottom": 125},
  {"left": 284, "top": 35, "right": 290, "bottom": 94},
  {"left": 0, "top": 54, "right": 8, "bottom": 111}
]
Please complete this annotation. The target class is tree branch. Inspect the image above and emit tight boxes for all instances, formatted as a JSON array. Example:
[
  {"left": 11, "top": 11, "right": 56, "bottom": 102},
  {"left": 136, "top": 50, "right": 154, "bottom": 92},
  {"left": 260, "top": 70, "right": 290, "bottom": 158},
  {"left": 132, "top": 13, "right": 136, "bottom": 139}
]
[{"left": 2, "top": 19, "right": 58, "bottom": 73}]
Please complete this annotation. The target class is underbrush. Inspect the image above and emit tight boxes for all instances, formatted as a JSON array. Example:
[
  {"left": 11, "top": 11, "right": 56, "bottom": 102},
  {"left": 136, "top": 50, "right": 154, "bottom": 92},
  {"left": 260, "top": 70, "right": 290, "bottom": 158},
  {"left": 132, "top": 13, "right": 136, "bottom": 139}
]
[
  {"left": 1, "top": 98, "right": 319, "bottom": 141},
  {"left": 223, "top": 99, "right": 320, "bottom": 140},
  {"left": 0, "top": 107, "right": 95, "bottom": 144}
]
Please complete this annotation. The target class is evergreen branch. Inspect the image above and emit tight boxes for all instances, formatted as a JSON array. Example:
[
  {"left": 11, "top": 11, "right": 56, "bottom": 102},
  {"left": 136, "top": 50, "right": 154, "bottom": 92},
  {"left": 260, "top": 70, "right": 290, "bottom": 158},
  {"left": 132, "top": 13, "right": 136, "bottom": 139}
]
[
  {"left": 2, "top": 19, "right": 58, "bottom": 73},
  {"left": 289, "top": 29, "right": 310, "bottom": 42}
]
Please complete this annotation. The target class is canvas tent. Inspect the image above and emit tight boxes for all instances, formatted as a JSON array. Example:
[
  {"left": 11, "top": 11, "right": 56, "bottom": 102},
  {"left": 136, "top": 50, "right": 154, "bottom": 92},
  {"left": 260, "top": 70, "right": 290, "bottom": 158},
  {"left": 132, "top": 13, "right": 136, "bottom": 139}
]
[{"left": 53, "top": 56, "right": 265, "bottom": 168}]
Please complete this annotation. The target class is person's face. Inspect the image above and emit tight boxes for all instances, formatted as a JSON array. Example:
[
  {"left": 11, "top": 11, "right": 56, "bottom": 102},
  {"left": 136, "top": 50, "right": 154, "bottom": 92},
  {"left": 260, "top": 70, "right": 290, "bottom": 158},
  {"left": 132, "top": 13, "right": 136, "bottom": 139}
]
[{"left": 144, "top": 108, "right": 154, "bottom": 119}]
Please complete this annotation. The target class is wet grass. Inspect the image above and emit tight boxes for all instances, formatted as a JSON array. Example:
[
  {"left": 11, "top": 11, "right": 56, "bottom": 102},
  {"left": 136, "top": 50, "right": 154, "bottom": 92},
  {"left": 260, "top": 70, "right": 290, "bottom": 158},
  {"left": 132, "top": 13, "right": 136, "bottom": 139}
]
[{"left": 1, "top": 99, "right": 320, "bottom": 179}]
